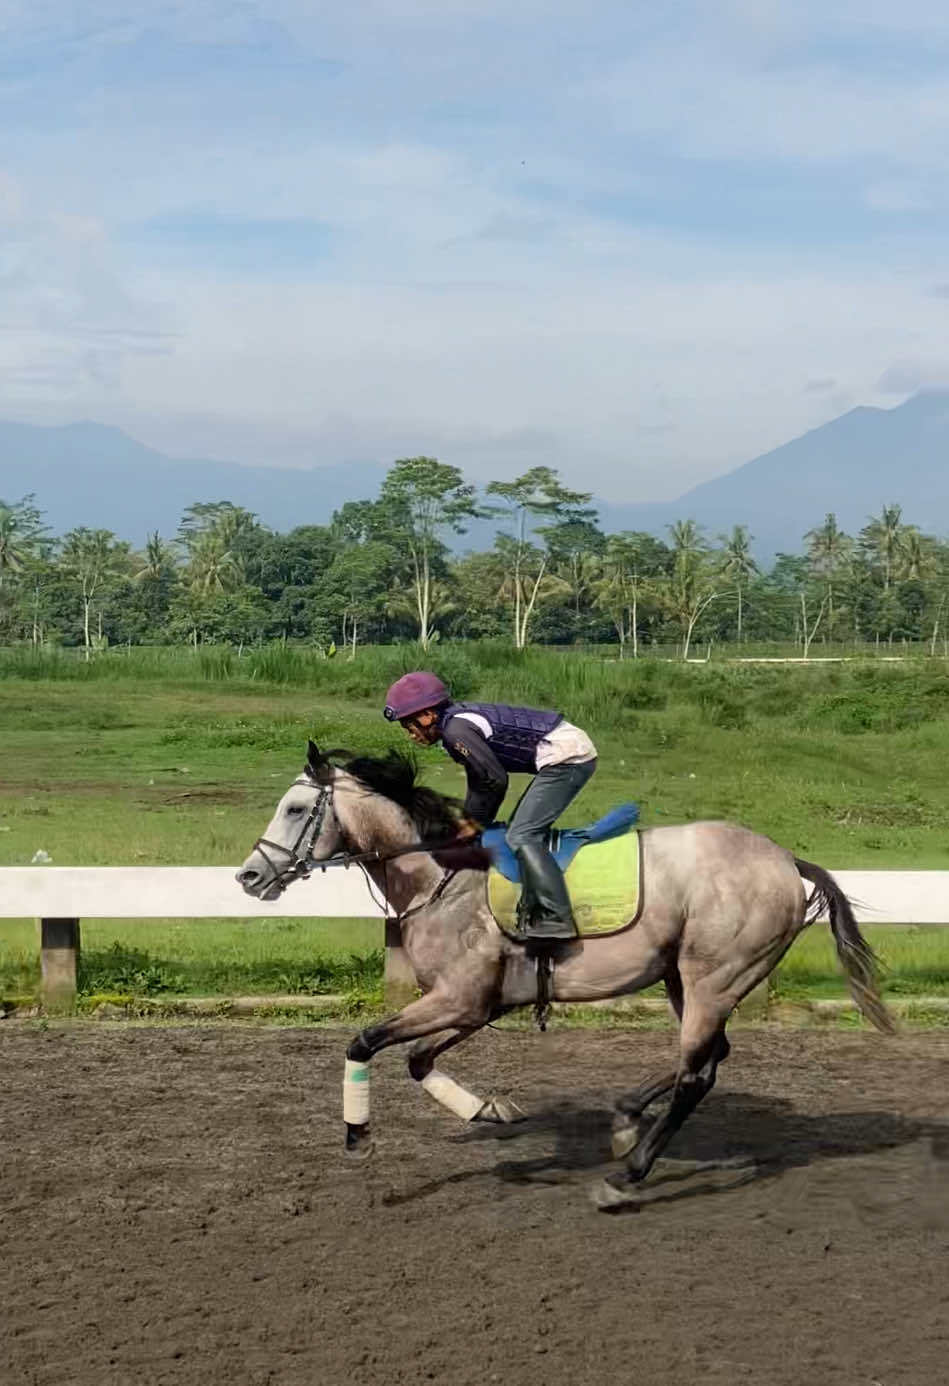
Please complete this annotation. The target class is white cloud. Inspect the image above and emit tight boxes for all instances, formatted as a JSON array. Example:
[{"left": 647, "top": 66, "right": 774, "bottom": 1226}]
[{"left": 2, "top": 1, "right": 949, "bottom": 499}]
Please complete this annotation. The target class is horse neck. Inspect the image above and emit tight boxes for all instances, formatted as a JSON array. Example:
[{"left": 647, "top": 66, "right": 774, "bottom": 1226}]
[{"left": 333, "top": 772, "right": 444, "bottom": 917}]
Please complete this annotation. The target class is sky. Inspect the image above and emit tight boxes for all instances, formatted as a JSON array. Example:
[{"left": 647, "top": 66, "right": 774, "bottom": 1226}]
[{"left": 3, "top": 1, "right": 949, "bottom": 501}]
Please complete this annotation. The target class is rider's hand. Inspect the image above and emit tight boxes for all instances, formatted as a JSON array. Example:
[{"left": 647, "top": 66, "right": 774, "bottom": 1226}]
[{"left": 455, "top": 818, "right": 480, "bottom": 841}]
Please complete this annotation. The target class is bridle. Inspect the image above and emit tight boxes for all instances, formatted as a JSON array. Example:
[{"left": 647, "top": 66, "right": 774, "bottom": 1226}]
[
  {"left": 250, "top": 775, "right": 337, "bottom": 896},
  {"left": 249, "top": 772, "right": 479, "bottom": 911}
]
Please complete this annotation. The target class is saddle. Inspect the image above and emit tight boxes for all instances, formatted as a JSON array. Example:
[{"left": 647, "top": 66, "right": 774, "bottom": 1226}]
[{"left": 481, "top": 803, "right": 643, "bottom": 940}]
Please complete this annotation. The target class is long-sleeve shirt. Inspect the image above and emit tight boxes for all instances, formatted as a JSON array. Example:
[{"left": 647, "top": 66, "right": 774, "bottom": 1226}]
[{"left": 440, "top": 715, "right": 509, "bottom": 827}]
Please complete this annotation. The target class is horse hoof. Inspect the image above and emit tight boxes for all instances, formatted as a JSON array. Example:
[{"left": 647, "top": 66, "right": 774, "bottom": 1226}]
[
  {"left": 344, "top": 1138, "right": 375, "bottom": 1162},
  {"left": 591, "top": 1177, "right": 641, "bottom": 1214},
  {"left": 611, "top": 1113, "right": 646, "bottom": 1161},
  {"left": 344, "top": 1124, "right": 374, "bottom": 1161},
  {"left": 476, "top": 1096, "right": 527, "bottom": 1124}
]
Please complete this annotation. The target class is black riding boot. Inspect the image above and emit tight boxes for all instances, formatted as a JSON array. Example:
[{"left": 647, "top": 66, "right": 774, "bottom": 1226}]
[{"left": 515, "top": 842, "right": 578, "bottom": 945}]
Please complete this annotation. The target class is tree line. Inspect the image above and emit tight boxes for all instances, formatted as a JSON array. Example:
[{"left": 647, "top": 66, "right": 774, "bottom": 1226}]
[{"left": 1, "top": 461, "right": 946, "bottom": 657}]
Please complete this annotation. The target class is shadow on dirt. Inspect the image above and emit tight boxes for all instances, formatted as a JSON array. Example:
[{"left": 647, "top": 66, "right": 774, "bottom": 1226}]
[{"left": 382, "top": 1090, "right": 949, "bottom": 1210}]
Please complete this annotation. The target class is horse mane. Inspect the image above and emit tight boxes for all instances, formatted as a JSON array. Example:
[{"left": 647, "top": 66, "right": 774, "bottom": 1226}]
[{"left": 324, "top": 749, "right": 463, "bottom": 842}]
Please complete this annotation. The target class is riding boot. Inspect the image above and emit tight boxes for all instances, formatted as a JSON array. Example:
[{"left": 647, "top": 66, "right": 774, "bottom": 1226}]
[{"left": 514, "top": 842, "right": 578, "bottom": 945}]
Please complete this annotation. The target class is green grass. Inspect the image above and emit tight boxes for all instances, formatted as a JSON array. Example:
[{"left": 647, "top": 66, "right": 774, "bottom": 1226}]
[
  {"left": 2, "top": 642, "right": 949, "bottom": 1007},
  {"left": 0, "top": 918, "right": 384, "bottom": 999},
  {"left": 772, "top": 925, "right": 949, "bottom": 999},
  {"left": 2, "top": 918, "right": 943, "bottom": 1005}
]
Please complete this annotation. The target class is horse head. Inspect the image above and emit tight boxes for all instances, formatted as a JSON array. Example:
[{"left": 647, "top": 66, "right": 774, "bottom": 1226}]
[{"left": 235, "top": 741, "right": 344, "bottom": 899}]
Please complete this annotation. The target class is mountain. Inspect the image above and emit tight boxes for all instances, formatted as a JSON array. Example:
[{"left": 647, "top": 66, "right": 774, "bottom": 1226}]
[
  {"left": 0, "top": 420, "right": 390, "bottom": 542},
  {"left": 2, "top": 393, "right": 948, "bottom": 557},
  {"left": 601, "top": 391, "right": 949, "bottom": 558}
]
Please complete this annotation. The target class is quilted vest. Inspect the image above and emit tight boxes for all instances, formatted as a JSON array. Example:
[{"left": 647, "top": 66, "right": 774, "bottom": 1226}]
[{"left": 438, "top": 701, "right": 563, "bottom": 772}]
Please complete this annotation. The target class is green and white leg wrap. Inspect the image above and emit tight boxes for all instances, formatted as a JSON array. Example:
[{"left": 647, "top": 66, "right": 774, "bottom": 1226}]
[
  {"left": 343, "top": 1059, "right": 370, "bottom": 1125},
  {"left": 421, "top": 1070, "right": 484, "bottom": 1122}
]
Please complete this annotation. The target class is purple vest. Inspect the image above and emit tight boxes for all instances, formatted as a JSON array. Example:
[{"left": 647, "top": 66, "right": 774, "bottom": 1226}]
[{"left": 439, "top": 701, "right": 563, "bottom": 772}]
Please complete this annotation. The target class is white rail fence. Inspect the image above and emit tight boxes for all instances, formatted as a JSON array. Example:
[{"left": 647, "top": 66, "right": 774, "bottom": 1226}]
[{"left": 1, "top": 866, "right": 948, "bottom": 1011}]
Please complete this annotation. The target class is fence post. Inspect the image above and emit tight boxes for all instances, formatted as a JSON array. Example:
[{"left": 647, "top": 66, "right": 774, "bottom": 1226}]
[
  {"left": 40, "top": 918, "right": 80, "bottom": 1010},
  {"left": 384, "top": 916, "right": 417, "bottom": 1010}
]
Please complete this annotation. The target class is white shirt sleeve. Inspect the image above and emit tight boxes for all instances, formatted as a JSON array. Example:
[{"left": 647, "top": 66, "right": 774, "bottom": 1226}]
[{"left": 451, "top": 712, "right": 494, "bottom": 739}]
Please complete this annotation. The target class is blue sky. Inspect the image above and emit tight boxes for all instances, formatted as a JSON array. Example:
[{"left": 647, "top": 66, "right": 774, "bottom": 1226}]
[{"left": 3, "top": 0, "right": 949, "bottom": 499}]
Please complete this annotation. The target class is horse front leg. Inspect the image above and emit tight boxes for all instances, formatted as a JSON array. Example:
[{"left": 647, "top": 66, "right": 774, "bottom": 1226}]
[
  {"left": 343, "top": 985, "right": 493, "bottom": 1158},
  {"left": 408, "top": 1029, "right": 526, "bottom": 1126}
]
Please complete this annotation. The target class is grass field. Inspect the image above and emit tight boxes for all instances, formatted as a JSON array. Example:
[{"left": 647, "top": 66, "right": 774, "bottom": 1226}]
[{"left": 2, "top": 642, "right": 948, "bottom": 1007}]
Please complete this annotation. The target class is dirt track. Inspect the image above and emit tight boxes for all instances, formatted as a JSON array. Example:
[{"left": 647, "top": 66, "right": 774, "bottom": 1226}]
[{"left": 2, "top": 1025, "right": 947, "bottom": 1386}]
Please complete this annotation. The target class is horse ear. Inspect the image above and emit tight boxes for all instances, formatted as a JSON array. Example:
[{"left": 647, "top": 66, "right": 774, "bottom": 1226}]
[{"left": 306, "top": 739, "right": 325, "bottom": 774}]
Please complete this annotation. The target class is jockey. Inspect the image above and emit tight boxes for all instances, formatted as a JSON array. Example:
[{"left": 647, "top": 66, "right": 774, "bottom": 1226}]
[{"left": 383, "top": 671, "right": 597, "bottom": 946}]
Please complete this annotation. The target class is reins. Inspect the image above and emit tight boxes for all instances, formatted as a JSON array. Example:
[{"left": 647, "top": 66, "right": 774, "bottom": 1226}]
[
  {"left": 309, "top": 834, "right": 477, "bottom": 873},
  {"left": 317, "top": 837, "right": 471, "bottom": 929},
  {"left": 250, "top": 774, "right": 479, "bottom": 912}
]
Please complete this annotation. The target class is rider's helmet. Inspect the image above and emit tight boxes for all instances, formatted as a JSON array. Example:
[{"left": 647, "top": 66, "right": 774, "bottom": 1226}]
[{"left": 383, "top": 671, "right": 450, "bottom": 721}]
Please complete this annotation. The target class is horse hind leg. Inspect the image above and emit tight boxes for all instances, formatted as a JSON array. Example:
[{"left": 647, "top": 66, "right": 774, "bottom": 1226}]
[
  {"left": 611, "top": 968, "right": 727, "bottom": 1160},
  {"left": 611, "top": 1068, "right": 679, "bottom": 1161},
  {"left": 597, "top": 994, "right": 730, "bottom": 1206}
]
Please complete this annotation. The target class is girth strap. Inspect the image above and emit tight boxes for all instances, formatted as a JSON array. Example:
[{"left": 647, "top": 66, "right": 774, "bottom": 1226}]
[{"left": 533, "top": 955, "right": 553, "bottom": 1031}]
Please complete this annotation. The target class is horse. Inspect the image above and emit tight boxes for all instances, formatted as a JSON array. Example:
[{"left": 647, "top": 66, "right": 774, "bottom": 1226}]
[{"left": 236, "top": 742, "right": 894, "bottom": 1209}]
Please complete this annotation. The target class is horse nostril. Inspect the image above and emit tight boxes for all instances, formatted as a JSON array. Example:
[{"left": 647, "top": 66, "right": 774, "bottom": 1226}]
[{"left": 237, "top": 868, "right": 260, "bottom": 887}]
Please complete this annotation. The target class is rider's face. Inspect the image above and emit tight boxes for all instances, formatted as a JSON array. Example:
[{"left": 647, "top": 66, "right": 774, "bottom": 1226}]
[{"left": 401, "top": 708, "right": 441, "bottom": 745}]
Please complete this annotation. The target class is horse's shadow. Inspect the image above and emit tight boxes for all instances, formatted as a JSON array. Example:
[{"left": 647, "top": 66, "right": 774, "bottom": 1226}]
[{"left": 382, "top": 1090, "right": 949, "bottom": 1211}]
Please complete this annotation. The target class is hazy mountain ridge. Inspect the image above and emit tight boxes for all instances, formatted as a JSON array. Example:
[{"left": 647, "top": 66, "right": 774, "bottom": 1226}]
[
  {"left": 601, "top": 393, "right": 949, "bottom": 556},
  {"left": 2, "top": 393, "right": 946, "bottom": 557}
]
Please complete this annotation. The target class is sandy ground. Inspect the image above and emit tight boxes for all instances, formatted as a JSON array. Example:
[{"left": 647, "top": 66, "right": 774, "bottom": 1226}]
[{"left": 2, "top": 1025, "right": 947, "bottom": 1386}]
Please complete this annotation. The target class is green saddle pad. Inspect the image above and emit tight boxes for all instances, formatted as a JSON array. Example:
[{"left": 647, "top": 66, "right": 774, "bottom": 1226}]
[{"left": 488, "top": 829, "right": 643, "bottom": 940}]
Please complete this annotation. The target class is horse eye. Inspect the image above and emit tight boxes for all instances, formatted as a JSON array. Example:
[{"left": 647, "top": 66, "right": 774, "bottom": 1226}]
[{"left": 287, "top": 804, "right": 304, "bottom": 817}]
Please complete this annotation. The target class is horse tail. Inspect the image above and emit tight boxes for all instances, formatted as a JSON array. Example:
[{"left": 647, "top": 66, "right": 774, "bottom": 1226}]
[{"left": 794, "top": 858, "right": 896, "bottom": 1034}]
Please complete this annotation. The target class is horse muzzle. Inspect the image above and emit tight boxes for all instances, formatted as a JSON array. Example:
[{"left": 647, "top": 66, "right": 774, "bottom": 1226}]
[{"left": 235, "top": 842, "right": 300, "bottom": 900}]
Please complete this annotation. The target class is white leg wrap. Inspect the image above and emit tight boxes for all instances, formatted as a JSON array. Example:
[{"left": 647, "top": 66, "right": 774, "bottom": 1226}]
[
  {"left": 421, "top": 1070, "right": 484, "bottom": 1122},
  {"left": 343, "top": 1059, "right": 370, "bottom": 1125}
]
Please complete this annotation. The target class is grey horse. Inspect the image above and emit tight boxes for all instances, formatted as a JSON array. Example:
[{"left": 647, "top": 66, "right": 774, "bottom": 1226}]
[{"left": 237, "top": 743, "right": 894, "bottom": 1208}]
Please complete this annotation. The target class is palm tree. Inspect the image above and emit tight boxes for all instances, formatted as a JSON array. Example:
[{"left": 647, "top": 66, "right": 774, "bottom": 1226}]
[
  {"left": 653, "top": 525, "right": 717, "bottom": 659},
  {"left": 555, "top": 547, "right": 601, "bottom": 621},
  {"left": 717, "top": 525, "right": 758, "bottom": 644},
  {"left": 134, "top": 532, "right": 178, "bottom": 583},
  {"left": 860, "top": 504, "right": 906, "bottom": 592},
  {"left": 659, "top": 520, "right": 718, "bottom": 658},
  {"left": 898, "top": 527, "right": 934, "bottom": 582},
  {"left": 805, "top": 513, "right": 853, "bottom": 640},
  {"left": 0, "top": 506, "right": 29, "bottom": 588},
  {"left": 668, "top": 519, "right": 705, "bottom": 562},
  {"left": 184, "top": 532, "right": 240, "bottom": 595},
  {"left": 0, "top": 495, "right": 48, "bottom": 590}
]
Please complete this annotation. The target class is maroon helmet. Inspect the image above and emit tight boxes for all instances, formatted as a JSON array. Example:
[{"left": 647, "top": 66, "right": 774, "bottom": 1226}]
[{"left": 383, "top": 671, "right": 450, "bottom": 721}]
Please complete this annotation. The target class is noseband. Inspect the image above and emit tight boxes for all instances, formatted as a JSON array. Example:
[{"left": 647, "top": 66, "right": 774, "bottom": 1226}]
[{"left": 251, "top": 776, "right": 337, "bottom": 895}]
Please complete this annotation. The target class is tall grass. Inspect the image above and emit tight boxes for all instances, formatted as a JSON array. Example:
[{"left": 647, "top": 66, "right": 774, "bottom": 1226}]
[{"left": 3, "top": 637, "right": 938, "bottom": 694}]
